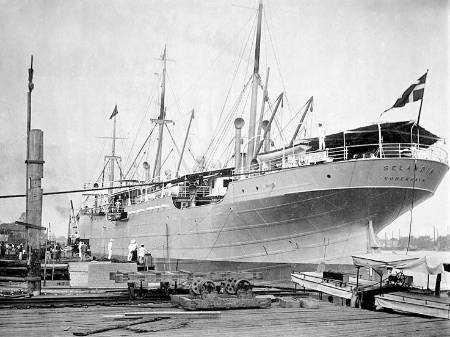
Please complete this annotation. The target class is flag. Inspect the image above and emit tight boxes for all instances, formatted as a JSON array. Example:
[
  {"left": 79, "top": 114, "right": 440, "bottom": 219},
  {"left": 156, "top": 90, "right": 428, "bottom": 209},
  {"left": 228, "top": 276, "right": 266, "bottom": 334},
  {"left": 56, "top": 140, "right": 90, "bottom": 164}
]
[
  {"left": 109, "top": 105, "right": 118, "bottom": 119},
  {"left": 385, "top": 72, "right": 427, "bottom": 112}
]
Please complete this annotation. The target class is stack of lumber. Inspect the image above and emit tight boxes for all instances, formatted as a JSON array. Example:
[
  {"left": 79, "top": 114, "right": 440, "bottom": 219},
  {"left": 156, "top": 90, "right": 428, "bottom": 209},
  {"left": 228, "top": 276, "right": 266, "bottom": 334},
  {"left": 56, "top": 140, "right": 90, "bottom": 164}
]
[
  {"left": 172, "top": 293, "right": 271, "bottom": 311},
  {"left": 279, "top": 296, "right": 320, "bottom": 309}
]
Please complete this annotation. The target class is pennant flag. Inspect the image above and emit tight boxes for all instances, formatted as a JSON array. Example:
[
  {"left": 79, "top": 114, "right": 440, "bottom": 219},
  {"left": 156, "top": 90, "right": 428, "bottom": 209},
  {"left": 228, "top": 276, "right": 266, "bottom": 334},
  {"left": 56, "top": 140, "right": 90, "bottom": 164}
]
[
  {"left": 109, "top": 105, "right": 118, "bottom": 119},
  {"left": 384, "top": 72, "right": 427, "bottom": 112}
]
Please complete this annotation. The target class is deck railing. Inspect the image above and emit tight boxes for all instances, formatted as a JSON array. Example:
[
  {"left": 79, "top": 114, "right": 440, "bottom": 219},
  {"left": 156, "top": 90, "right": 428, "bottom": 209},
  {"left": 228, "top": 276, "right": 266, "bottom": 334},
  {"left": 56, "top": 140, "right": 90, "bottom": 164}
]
[{"left": 233, "top": 142, "right": 448, "bottom": 176}]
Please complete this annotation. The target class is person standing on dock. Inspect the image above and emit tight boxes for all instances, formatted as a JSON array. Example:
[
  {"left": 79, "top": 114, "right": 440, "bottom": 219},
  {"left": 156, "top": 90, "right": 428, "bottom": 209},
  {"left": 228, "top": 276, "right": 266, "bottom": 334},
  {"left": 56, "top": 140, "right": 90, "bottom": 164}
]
[
  {"left": 128, "top": 239, "right": 138, "bottom": 262},
  {"left": 0, "top": 242, "right": 5, "bottom": 257},
  {"left": 318, "top": 123, "right": 326, "bottom": 150},
  {"left": 107, "top": 239, "right": 113, "bottom": 260},
  {"left": 137, "top": 244, "right": 149, "bottom": 264},
  {"left": 79, "top": 241, "right": 86, "bottom": 261}
]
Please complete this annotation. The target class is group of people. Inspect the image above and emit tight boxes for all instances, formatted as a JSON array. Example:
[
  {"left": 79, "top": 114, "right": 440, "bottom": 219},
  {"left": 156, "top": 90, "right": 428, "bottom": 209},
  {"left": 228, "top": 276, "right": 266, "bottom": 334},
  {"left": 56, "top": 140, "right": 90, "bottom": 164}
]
[
  {"left": 127, "top": 239, "right": 150, "bottom": 264},
  {"left": 45, "top": 243, "right": 62, "bottom": 262},
  {"left": 0, "top": 242, "right": 27, "bottom": 260},
  {"left": 106, "top": 238, "right": 150, "bottom": 265}
]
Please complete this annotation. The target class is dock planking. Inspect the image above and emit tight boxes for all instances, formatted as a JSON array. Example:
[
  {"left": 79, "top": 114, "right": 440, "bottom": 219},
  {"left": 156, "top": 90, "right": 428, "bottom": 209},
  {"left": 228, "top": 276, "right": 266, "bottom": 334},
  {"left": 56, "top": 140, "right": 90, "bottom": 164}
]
[{"left": 0, "top": 300, "right": 448, "bottom": 336}]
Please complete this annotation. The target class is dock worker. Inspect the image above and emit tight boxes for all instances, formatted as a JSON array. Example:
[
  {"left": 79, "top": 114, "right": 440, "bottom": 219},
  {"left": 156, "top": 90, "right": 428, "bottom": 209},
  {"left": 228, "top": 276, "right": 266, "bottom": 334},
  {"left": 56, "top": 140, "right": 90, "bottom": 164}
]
[
  {"left": 107, "top": 239, "right": 113, "bottom": 260},
  {"left": 318, "top": 123, "right": 326, "bottom": 150},
  {"left": 137, "top": 244, "right": 149, "bottom": 264},
  {"left": 79, "top": 241, "right": 87, "bottom": 261},
  {"left": 128, "top": 239, "right": 138, "bottom": 262}
]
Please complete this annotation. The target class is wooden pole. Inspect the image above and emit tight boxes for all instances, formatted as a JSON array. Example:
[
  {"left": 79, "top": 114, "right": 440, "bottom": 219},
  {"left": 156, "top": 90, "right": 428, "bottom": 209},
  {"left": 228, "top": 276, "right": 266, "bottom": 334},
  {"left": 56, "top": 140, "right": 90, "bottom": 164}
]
[
  {"left": 25, "top": 55, "right": 33, "bottom": 230},
  {"left": 43, "top": 235, "right": 47, "bottom": 287}
]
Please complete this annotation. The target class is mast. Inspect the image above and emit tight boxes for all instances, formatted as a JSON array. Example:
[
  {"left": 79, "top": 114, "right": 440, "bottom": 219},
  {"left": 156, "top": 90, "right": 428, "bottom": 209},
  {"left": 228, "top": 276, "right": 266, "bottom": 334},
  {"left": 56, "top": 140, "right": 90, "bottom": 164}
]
[
  {"left": 110, "top": 113, "right": 117, "bottom": 188},
  {"left": 246, "top": 0, "right": 263, "bottom": 168},
  {"left": 153, "top": 46, "right": 168, "bottom": 181}
]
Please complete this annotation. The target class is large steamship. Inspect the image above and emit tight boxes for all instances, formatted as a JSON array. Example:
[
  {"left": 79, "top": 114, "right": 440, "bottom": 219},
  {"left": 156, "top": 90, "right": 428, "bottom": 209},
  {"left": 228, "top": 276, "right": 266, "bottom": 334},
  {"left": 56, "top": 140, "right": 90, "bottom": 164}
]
[{"left": 76, "top": 2, "right": 448, "bottom": 275}]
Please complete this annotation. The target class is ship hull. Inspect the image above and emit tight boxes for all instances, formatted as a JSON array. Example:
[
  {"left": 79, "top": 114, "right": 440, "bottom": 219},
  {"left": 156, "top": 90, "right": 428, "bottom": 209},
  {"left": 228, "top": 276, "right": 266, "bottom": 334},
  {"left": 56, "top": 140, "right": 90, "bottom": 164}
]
[{"left": 78, "top": 158, "right": 447, "bottom": 270}]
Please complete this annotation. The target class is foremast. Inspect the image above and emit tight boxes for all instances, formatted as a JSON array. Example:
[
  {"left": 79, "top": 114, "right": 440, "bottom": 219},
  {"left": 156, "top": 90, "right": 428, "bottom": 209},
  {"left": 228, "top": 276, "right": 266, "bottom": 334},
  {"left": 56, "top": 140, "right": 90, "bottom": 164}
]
[
  {"left": 246, "top": 0, "right": 263, "bottom": 169},
  {"left": 152, "top": 46, "right": 169, "bottom": 181}
]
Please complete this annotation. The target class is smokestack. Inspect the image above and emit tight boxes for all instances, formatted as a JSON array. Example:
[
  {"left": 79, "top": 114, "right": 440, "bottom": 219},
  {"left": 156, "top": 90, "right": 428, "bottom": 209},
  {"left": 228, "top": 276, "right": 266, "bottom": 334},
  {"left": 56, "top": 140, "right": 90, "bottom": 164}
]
[
  {"left": 261, "top": 120, "right": 271, "bottom": 152},
  {"left": 234, "top": 118, "right": 245, "bottom": 172}
]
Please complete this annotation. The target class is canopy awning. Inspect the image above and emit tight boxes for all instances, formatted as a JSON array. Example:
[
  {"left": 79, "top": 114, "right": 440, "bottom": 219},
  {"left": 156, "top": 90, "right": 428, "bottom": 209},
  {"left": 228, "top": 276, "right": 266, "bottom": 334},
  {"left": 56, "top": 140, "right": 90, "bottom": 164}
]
[
  {"left": 301, "top": 120, "right": 441, "bottom": 151},
  {"left": 352, "top": 253, "right": 448, "bottom": 275}
]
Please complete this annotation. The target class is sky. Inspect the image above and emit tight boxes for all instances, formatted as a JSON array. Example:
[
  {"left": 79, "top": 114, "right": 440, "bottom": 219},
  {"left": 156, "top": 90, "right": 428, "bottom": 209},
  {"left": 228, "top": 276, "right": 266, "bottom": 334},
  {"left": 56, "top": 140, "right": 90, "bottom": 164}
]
[{"left": 0, "top": 0, "right": 448, "bottom": 238}]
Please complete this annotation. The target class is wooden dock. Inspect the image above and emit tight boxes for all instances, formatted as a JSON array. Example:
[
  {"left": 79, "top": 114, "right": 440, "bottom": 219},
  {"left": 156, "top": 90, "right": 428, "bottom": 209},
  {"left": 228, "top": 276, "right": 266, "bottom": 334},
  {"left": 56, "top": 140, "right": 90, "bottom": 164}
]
[{"left": 0, "top": 298, "right": 448, "bottom": 336}]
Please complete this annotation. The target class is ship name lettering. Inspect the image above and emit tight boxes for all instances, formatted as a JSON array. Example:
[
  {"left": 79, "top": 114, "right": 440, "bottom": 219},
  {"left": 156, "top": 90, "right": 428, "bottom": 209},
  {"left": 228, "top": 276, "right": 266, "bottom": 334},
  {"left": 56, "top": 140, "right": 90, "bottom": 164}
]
[
  {"left": 383, "top": 165, "right": 434, "bottom": 176},
  {"left": 384, "top": 176, "right": 425, "bottom": 183}
]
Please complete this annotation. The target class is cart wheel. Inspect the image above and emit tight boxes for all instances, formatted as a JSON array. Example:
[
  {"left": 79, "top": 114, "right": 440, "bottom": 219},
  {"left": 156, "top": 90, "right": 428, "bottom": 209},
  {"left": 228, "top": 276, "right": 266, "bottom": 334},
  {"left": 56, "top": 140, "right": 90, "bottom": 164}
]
[
  {"left": 190, "top": 277, "right": 203, "bottom": 296},
  {"left": 224, "top": 277, "right": 237, "bottom": 295},
  {"left": 235, "top": 279, "right": 252, "bottom": 293},
  {"left": 200, "top": 279, "right": 216, "bottom": 294}
]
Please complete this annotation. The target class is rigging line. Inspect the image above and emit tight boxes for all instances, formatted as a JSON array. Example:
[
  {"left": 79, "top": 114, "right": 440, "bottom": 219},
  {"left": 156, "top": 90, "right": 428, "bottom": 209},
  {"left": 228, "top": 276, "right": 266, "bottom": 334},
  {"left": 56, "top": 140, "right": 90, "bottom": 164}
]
[
  {"left": 187, "top": 148, "right": 197, "bottom": 161},
  {"left": 216, "top": 135, "right": 236, "bottom": 166},
  {"left": 205, "top": 209, "right": 233, "bottom": 259},
  {"left": 160, "top": 148, "right": 174, "bottom": 174},
  {"left": 166, "top": 73, "right": 184, "bottom": 117},
  {"left": 205, "top": 77, "right": 253, "bottom": 167},
  {"left": 242, "top": 18, "right": 256, "bottom": 86},
  {"left": 203, "top": 12, "right": 258, "bottom": 159},
  {"left": 165, "top": 124, "right": 190, "bottom": 173},
  {"left": 263, "top": 6, "right": 293, "bottom": 116},
  {"left": 280, "top": 96, "right": 310, "bottom": 134},
  {"left": 124, "top": 124, "right": 156, "bottom": 178},
  {"left": 89, "top": 139, "right": 108, "bottom": 184},
  {"left": 167, "top": 12, "right": 256, "bottom": 112},
  {"left": 94, "top": 158, "right": 112, "bottom": 186},
  {"left": 282, "top": 93, "right": 299, "bottom": 132},
  {"left": 204, "top": 76, "right": 252, "bottom": 166},
  {"left": 131, "top": 136, "right": 154, "bottom": 181},
  {"left": 406, "top": 159, "right": 418, "bottom": 254},
  {"left": 208, "top": 80, "right": 250, "bottom": 163},
  {"left": 123, "top": 86, "right": 158, "bottom": 166},
  {"left": 266, "top": 95, "right": 287, "bottom": 144}
]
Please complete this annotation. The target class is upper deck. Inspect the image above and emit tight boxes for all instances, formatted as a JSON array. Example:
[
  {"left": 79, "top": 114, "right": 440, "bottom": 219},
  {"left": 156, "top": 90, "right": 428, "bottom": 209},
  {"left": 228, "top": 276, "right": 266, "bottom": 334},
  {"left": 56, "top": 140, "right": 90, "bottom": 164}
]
[{"left": 80, "top": 120, "right": 447, "bottom": 215}]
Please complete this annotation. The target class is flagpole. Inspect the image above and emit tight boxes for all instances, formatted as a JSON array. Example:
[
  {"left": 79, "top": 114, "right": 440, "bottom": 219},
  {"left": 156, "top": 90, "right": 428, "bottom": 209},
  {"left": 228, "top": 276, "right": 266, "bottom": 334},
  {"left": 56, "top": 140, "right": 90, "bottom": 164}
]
[
  {"left": 416, "top": 69, "right": 429, "bottom": 126},
  {"left": 416, "top": 69, "right": 429, "bottom": 146},
  {"left": 377, "top": 111, "right": 384, "bottom": 158}
]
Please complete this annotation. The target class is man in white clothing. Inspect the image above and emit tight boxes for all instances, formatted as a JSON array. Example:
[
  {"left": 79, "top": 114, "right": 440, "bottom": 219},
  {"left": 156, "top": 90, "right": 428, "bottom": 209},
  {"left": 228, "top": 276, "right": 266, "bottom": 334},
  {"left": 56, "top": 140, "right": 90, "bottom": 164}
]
[
  {"left": 318, "top": 123, "right": 326, "bottom": 150},
  {"left": 107, "top": 239, "right": 113, "bottom": 260}
]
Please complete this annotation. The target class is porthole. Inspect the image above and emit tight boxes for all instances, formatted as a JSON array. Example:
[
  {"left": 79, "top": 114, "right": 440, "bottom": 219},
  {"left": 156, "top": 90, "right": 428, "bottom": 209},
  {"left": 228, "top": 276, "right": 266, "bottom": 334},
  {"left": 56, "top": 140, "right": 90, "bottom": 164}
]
[
  {"left": 326, "top": 174, "right": 331, "bottom": 178},
  {"left": 242, "top": 189, "right": 245, "bottom": 193},
  {"left": 256, "top": 186, "right": 259, "bottom": 190}
]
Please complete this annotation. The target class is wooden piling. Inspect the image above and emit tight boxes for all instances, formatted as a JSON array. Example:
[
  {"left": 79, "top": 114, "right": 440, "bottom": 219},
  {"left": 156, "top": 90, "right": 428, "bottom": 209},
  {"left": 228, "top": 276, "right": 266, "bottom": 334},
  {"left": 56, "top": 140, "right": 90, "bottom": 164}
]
[{"left": 26, "top": 129, "right": 44, "bottom": 294}]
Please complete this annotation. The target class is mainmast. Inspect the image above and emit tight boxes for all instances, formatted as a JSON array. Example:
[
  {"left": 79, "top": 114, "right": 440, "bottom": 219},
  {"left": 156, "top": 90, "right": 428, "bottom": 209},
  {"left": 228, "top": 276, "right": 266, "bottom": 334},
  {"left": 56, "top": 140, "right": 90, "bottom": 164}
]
[
  {"left": 110, "top": 110, "right": 117, "bottom": 188},
  {"left": 106, "top": 104, "right": 119, "bottom": 190},
  {"left": 153, "top": 46, "right": 168, "bottom": 181},
  {"left": 246, "top": 0, "right": 263, "bottom": 169}
]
